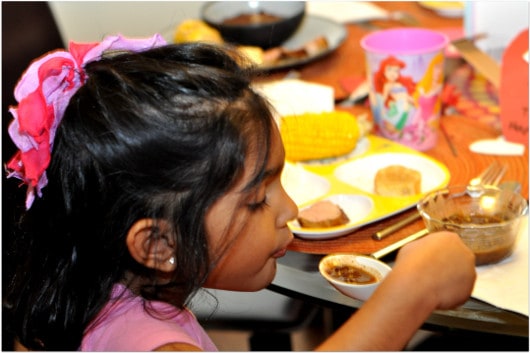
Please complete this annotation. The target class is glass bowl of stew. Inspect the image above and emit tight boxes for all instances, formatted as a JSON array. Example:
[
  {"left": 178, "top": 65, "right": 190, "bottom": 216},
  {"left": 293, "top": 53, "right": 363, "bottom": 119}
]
[
  {"left": 417, "top": 185, "right": 528, "bottom": 266},
  {"left": 201, "top": 1, "right": 306, "bottom": 49},
  {"left": 319, "top": 254, "right": 392, "bottom": 301}
]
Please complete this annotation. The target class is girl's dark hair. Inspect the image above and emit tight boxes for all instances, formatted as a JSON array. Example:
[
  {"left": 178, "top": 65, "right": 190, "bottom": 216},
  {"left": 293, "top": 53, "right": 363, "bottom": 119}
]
[{"left": 3, "top": 42, "right": 275, "bottom": 350}]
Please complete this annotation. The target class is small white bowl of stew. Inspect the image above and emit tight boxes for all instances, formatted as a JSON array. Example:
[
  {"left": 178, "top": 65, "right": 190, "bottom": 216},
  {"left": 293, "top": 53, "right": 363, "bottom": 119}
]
[{"left": 319, "top": 254, "right": 391, "bottom": 301}]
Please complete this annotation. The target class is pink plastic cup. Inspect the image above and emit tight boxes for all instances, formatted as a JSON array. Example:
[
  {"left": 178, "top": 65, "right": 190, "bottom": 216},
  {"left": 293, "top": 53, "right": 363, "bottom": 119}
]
[{"left": 361, "top": 28, "right": 449, "bottom": 151}]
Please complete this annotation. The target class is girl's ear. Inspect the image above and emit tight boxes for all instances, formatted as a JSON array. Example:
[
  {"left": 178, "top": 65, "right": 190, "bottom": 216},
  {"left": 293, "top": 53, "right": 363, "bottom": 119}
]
[{"left": 126, "top": 218, "right": 177, "bottom": 273}]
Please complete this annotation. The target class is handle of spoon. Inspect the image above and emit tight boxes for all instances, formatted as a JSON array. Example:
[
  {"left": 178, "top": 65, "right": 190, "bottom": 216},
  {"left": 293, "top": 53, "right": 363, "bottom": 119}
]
[
  {"left": 371, "top": 228, "right": 429, "bottom": 259},
  {"left": 373, "top": 213, "right": 421, "bottom": 240}
]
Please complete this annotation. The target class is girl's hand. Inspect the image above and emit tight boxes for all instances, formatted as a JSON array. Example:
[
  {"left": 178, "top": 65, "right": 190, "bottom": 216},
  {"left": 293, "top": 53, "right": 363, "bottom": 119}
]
[
  {"left": 393, "top": 231, "right": 476, "bottom": 310},
  {"left": 315, "top": 231, "right": 476, "bottom": 351}
]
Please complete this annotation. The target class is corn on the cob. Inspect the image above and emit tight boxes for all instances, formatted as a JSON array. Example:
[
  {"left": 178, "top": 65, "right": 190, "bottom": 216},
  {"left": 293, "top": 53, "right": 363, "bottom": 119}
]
[{"left": 280, "top": 111, "right": 371, "bottom": 162}]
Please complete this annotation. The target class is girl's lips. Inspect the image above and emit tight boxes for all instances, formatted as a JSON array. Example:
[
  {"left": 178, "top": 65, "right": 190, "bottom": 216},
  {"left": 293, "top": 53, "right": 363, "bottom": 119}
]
[
  {"left": 272, "top": 231, "right": 293, "bottom": 258},
  {"left": 272, "top": 247, "right": 288, "bottom": 259}
]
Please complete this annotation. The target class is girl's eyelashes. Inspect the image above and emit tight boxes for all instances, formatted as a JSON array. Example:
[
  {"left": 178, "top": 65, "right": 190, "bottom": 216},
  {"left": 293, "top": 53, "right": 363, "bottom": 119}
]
[{"left": 247, "top": 196, "right": 269, "bottom": 211}]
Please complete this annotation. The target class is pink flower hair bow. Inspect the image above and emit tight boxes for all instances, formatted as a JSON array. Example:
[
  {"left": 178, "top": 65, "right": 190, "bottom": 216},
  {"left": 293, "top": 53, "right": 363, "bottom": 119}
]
[{"left": 5, "top": 33, "right": 167, "bottom": 209}]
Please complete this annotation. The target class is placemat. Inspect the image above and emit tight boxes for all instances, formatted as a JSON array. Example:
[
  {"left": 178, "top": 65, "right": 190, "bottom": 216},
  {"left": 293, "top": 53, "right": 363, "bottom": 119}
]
[{"left": 288, "top": 207, "right": 425, "bottom": 254}]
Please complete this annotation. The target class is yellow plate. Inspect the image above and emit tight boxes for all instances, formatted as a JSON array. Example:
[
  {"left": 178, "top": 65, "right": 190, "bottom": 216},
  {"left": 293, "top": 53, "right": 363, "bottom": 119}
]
[{"left": 282, "top": 135, "right": 450, "bottom": 240}]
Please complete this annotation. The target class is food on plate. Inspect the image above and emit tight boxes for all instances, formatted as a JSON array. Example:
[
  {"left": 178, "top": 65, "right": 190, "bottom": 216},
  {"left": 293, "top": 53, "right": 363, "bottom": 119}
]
[
  {"left": 279, "top": 36, "right": 329, "bottom": 60},
  {"left": 172, "top": 20, "right": 329, "bottom": 67},
  {"left": 221, "top": 11, "right": 284, "bottom": 25},
  {"left": 297, "top": 200, "right": 350, "bottom": 228},
  {"left": 304, "top": 36, "right": 329, "bottom": 56},
  {"left": 374, "top": 165, "right": 422, "bottom": 196},
  {"left": 237, "top": 45, "right": 265, "bottom": 65},
  {"left": 280, "top": 111, "right": 372, "bottom": 162},
  {"left": 246, "top": 36, "right": 329, "bottom": 66},
  {"left": 173, "top": 19, "right": 223, "bottom": 44}
]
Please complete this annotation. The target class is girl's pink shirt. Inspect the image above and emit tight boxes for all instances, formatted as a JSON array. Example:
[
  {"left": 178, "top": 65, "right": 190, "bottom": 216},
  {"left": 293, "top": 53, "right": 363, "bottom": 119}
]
[{"left": 81, "top": 284, "right": 217, "bottom": 351}]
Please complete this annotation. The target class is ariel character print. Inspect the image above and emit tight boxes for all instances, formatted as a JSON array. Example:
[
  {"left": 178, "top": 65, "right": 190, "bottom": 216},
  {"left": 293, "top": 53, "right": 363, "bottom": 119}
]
[{"left": 372, "top": 56, "right": 416, "bottom": 136}]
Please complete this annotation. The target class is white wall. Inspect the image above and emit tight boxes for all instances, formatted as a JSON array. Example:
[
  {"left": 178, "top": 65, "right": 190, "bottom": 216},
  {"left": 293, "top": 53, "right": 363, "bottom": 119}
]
[
  {"left": 464, "top": 1, "right": 529, "bottom": 62},
  {"left": 50, "top": 0, "right": 529, "bottom": 60},
  {"left": 48, "top": 1, "right": 204, "bottom": 45}
]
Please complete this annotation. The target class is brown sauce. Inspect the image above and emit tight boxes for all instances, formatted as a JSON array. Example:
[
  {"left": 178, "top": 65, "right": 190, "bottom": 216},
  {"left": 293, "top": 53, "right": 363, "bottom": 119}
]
[
  {"left": 326, "top": 264, "right": 378, "bottom": 284},
  {"left": 222, "top": 12, "right": 284, "bottom": 26},
  {"left": 474, "top": 245, "right": 514, "bottom": 266},
  {"left": 441, "top": 213, "right": 515, "bottom": 265},
  {"left": 442, "top": 213, "right": 509, "bottom": 224}
]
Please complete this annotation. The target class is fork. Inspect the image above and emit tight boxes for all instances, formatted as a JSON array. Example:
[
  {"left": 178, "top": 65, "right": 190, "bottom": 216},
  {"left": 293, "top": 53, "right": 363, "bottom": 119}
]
[
  {"left": 468, "top": 161, "right": 507, "bottom": 190},
  {"left": 372, "top": 162, "right": 508, "bottom": 240}
]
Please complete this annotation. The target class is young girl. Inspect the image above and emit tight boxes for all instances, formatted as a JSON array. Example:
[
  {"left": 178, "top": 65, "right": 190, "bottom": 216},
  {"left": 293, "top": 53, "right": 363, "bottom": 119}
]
[{"left": 4, "top": 34, "right": 476, "bottom": 351}]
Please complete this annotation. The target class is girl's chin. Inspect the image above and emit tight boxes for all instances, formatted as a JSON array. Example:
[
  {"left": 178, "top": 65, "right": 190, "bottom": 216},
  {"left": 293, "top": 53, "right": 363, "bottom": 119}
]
[
  {"left": 239, "top": 263, "right": 277, "bottom": 291},
  {"left": 204, "top": 263, "right": 277, "bottom": 291}
]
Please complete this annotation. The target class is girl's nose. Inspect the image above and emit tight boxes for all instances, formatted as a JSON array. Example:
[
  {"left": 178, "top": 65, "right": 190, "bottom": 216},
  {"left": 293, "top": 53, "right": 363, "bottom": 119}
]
[{"left": 278, "top": 186, "right": 299, "bottom": 227}]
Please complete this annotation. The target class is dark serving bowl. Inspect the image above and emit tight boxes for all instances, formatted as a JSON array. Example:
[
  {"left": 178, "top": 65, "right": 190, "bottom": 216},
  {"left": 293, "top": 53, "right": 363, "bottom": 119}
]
[{"left": 201, "top": 1, "right": 306, "bottom": 49}]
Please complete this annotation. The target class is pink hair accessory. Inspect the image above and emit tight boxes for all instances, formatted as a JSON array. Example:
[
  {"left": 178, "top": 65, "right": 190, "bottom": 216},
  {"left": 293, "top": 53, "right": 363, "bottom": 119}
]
[{"left": 5, "top": 33, "right": 167, "bottom": 209}]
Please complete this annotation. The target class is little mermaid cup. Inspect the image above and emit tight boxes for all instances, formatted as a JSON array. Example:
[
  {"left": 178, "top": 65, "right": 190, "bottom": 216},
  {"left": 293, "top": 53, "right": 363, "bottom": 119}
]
[{"left": 361, "top": 28, "right": 449, "bottom": 151}]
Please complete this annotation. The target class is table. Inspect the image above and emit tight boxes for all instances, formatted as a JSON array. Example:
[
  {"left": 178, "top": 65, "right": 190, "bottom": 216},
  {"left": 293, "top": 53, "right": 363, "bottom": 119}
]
[
  {"left": 271, "top": 116, "right": 529, "bottom": 338},
  {"left": 263, "top": 1, "right": 529, "bottom": 338}
]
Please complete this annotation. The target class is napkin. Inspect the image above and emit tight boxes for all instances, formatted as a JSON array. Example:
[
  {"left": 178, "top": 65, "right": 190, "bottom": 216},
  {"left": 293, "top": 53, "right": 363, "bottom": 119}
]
[
  {"left": 469, "top": 136, "right": 526, "bottom": 156},
  {"left": 306, "top": 2, "right": 389, "bottom": 23},
  {"left": 253, "top": 79, "right": 335, "bottom": 119},
  {"left": 471, "top": 216, "right": 528, "bottom": 316}
]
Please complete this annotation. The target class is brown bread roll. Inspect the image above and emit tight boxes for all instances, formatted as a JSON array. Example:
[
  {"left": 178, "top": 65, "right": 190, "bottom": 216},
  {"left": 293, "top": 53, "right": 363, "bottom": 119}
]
[{"left": 374, "top": 165, "right": 422, "bottom": 196}]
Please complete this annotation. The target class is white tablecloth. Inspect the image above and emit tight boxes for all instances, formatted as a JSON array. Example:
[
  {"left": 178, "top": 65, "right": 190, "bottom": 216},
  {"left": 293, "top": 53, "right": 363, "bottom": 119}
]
[{"left": 472, "top": 216, "right": 528, "bottom": 316}]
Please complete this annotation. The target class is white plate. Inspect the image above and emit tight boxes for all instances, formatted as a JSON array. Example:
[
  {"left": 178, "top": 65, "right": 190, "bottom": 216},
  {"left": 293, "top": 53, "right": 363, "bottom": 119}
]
[
  {"left": 334, "top": 152, "right": 448, "bottom": 195},
  {"left": 258, "top": 15, "right": 347, "bottom": 71},
  {"left": 419, "top": 1, "right": 464, "bottom": 18},
  {"left": 281, "top": 162, "right": 330, "bottom": 205},
  {"left": 289, "top": 194, "right": 375, "bottom": 240}
]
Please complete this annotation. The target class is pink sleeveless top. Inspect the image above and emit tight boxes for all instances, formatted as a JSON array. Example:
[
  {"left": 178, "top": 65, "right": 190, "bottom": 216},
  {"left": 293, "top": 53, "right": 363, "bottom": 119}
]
[{"left": 81, "top": 284, "right": 217, "bottom": 351}]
